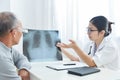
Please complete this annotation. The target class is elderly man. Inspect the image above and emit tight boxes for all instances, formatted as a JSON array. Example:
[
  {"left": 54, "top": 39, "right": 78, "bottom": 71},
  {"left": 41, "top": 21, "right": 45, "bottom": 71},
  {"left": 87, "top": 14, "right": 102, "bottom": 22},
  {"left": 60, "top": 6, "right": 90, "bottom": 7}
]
[{"left": 0, "top": 12, "right": 31, "bottom": 80}]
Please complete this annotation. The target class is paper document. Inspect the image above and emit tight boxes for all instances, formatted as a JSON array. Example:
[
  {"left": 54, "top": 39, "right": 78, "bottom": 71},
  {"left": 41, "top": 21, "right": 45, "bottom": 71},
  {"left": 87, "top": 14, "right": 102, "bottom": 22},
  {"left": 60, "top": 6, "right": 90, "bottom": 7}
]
[{"left": 46, "top": 61, "right": 87, "bottom": 71}]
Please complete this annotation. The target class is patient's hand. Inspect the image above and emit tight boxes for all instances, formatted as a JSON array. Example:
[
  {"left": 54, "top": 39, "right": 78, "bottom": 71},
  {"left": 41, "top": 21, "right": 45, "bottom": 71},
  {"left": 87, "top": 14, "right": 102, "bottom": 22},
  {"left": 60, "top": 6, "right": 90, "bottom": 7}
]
[{"left": 18, "top": 69, "right": 30, "bottom": 80}]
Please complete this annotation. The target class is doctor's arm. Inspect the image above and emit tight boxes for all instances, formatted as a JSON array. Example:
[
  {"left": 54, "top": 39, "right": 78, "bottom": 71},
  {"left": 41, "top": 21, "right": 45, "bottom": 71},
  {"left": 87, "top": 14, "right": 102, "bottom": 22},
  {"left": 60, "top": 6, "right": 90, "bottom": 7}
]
[
  {"left": 73, "top": 44, "right": 96, "bottom": 67},
  {"left": 61, "top": 48, "right": 80, "bottom": 61},
  {"left": 57, "top": 40, "right": 96, "bottom": 67}
]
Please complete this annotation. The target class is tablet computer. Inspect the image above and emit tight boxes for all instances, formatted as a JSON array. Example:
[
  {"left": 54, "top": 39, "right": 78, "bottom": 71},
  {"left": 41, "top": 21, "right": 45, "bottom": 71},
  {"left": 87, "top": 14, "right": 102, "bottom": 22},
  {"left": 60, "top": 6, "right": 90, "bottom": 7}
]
[{"left": 68, "top": 66, "right": 100, "bottom": 76}]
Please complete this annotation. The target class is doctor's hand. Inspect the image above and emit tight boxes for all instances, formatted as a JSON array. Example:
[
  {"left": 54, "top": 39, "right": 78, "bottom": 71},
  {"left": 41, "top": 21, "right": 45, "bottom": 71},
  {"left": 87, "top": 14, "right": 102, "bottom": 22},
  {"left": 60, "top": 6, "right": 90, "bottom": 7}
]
[
  {"left": 56, "top": 39, "right": 77, "bottom": 49},
  {"left": 18, "top": 69, "right": 30, "bottom": 80}
]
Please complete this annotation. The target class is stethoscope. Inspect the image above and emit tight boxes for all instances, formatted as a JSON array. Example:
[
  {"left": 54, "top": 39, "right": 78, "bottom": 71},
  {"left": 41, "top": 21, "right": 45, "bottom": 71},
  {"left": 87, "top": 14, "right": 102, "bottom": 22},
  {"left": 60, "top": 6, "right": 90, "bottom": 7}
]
[{"left": 88, "top": 46, "right": 92, "bottom": 55}]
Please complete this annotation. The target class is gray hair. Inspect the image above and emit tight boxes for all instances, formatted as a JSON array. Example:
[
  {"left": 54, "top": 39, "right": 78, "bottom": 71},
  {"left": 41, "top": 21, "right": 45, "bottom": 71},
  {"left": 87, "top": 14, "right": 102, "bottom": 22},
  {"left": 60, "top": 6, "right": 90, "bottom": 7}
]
[{"left": 0, "top": 12, "right": 18, "bottom": 37}]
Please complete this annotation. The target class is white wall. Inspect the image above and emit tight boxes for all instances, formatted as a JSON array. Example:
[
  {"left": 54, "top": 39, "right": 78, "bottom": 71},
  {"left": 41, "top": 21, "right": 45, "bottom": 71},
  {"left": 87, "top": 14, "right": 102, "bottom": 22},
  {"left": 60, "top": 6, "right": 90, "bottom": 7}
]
[
  {"left": 10, "top": 0, "right": 56, "bottom": 30},
  {"left": 36, "top": 0, "right": 54, "bottom": 29},
  {"left": 0, "top": 0, "right": 10, "bottom": 12},
  {"left": 10, "top": 0, "right": 36, "bottom": 29}
]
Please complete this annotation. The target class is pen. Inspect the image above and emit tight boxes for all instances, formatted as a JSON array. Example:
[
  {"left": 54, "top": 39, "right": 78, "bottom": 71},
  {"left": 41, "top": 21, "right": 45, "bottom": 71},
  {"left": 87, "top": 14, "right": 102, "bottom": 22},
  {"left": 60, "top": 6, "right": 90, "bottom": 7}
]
[{"left": 63, "top": 63, "right": 76, "bottom": 66}]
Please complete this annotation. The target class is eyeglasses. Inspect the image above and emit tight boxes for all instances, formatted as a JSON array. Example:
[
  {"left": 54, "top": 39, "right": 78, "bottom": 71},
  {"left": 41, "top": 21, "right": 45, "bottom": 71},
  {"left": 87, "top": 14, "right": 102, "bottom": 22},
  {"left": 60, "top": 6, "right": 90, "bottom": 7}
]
[
  {"left": 20, "top": 28, "right": 28, "bottom": 33},
  {"left": 87, "top": 28, "right": 98, "bottom": 33},
  {"left": 11, "top": 28, "right": 28, "bottom": 33}
]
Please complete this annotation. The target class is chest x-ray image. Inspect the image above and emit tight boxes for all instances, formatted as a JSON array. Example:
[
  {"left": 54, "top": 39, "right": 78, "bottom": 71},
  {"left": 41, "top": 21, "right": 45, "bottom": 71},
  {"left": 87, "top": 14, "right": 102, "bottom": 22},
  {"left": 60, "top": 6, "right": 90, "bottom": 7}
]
[{"left": 23, "top": 29, "right": 62, "bottom": 62}]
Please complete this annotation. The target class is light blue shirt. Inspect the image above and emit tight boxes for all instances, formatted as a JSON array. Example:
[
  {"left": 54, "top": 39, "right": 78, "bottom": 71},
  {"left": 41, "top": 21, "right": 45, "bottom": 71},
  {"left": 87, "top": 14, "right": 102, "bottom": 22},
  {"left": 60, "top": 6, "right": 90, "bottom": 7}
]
[{"left": 0, "top": 41, "right": 31, "bottom": 80}]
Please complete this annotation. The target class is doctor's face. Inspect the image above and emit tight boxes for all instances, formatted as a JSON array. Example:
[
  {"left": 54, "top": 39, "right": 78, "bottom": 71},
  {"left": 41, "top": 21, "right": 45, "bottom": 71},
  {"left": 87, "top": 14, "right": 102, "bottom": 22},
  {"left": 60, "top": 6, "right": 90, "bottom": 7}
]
[{"left": 87, "top": 22, "right": 99, "bottom": 41}]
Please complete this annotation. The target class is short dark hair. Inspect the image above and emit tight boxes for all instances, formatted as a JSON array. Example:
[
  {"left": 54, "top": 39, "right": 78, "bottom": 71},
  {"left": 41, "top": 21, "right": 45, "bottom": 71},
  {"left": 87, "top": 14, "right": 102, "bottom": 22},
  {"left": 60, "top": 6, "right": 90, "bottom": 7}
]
[
  {"left": 90, "top": 16, "right": 114, "bottom": 37},
  {"left": 0, "top": 12, "right": 18, "bottom": 37}
]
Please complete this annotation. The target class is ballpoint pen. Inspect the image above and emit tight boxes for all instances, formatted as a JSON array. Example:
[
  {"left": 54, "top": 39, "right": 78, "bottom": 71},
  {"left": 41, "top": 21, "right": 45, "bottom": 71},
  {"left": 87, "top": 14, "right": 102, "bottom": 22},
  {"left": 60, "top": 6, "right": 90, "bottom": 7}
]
[{"left": 63, "top": 63, "right": 76, "bottom": 66}]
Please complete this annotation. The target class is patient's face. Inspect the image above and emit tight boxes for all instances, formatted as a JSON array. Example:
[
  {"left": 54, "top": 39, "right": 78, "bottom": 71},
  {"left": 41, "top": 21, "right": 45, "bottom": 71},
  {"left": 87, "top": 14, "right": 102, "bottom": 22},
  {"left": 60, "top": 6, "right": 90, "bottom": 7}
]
[{"left": 12, "top": 21, "right": 23, "bottom": 45}]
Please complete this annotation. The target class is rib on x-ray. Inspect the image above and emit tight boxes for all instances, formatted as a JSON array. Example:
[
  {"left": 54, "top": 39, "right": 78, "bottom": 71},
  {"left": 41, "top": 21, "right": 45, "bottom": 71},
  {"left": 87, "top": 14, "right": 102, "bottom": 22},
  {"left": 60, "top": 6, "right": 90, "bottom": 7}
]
[{"left": 23, "top": 29, "right": 62, "bottom": 62}]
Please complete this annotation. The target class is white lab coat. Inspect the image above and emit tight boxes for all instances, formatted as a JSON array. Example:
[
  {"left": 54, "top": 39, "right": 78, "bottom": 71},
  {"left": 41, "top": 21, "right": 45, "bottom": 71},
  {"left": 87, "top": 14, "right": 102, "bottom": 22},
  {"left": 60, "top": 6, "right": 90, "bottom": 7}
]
[{"left": 88, "top": 36, "right": 120, "bottom": 71}]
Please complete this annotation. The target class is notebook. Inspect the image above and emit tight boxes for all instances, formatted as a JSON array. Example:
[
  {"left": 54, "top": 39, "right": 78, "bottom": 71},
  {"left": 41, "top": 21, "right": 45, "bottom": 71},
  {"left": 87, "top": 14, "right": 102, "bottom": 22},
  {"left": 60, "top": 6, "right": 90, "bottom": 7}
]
[
  {"left": 46, "top": 63, "right": 79, "bottom": 71},
  {"left": 68, "top": 66, "right": 100, "bottom": 76},
  {"left": 46, "top": 61, "right": 88, "bottom": 71}
]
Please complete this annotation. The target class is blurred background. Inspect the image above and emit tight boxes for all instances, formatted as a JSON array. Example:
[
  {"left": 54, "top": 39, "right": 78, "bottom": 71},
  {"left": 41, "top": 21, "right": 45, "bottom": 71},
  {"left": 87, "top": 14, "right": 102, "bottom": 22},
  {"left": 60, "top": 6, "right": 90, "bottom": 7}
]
[{"left": 1, "top": 0, "right": 120, "bottom": 59}]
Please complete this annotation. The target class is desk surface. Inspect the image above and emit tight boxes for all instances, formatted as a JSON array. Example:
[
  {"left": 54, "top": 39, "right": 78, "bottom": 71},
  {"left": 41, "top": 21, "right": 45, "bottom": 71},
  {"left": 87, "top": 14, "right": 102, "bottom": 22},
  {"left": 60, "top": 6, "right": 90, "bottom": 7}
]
[{"left": 30, "top": 61, "right": 120, "bottom": 80}]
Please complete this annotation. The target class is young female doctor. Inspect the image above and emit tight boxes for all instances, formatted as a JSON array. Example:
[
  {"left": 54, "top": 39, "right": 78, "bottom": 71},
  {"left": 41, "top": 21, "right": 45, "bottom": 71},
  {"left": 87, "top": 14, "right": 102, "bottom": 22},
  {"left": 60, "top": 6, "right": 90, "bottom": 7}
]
[{"left": 57, "top": 16, "right": 120, "bottom": 70}]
